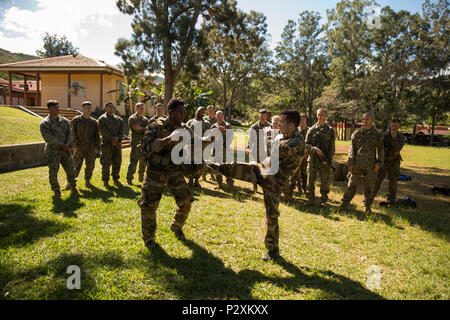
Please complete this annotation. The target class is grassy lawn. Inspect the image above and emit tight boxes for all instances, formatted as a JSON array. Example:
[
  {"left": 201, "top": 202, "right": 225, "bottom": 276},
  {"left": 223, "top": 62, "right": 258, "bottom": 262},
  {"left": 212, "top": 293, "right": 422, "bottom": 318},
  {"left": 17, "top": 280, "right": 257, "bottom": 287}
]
[
  {"left": 0, "top": 142, "right": 449, "bottom": 300},
  {"left": 0, "top": 107, "right": 43, "bottom": 145}
]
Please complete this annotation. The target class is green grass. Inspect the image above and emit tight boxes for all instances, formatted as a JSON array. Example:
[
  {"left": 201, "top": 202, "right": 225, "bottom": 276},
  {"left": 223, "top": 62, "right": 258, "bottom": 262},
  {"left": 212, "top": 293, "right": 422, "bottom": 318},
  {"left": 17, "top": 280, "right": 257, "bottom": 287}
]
[
  {"left": 0, "top": 144, "right": 449, "bottom": 300},
  {"left": 0, "top": 107, "right": 43, "bottom": 145}
]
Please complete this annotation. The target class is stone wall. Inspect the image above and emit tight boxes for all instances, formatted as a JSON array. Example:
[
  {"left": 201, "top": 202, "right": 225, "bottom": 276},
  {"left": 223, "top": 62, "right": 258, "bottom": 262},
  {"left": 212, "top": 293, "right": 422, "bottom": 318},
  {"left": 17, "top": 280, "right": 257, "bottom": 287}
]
[{"left": 0, "top": 142, "right": 46, "bottom": 173}]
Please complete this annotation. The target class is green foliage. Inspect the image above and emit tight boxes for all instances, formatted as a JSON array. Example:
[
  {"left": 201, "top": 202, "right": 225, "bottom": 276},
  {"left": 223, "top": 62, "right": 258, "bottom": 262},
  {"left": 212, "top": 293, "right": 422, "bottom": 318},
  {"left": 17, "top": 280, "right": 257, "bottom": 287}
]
[
  {"left": 36, "top": 33, "right": 78, "bottom": 58},
  {"left": 0, "top": 48, "right": 37, "bottom": 80}
]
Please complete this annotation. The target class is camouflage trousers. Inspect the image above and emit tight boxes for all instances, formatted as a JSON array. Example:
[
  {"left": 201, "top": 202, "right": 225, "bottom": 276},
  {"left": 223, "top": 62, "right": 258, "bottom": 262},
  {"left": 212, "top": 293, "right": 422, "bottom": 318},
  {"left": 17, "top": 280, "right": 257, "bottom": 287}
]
[
  {"left": 286, "top": 158, "right": 308, "bottom": 197},
  {"left": 372, "top": 160, "right": 400, "bottom": 203},
  {"left": 208, "top": 162, "right": 281, "bottom": 251},
  {"left": 341, "top": 166, "right": 377, "bottom": 208},
  {"left": 100, "top": 144, "right": 122, "bottom": 182},
  {"left": 306, "top": 161, "right": 332, "bottom": 202},
  {"left": 127, "top": 144, "right": 146, "bottom": 181},
  {"left": 45, "top": 148, "right": 76, "bottom": 192},
  {"left": 138, "top": 169, "right": 192, "bottom": 242},
  {"left": 73, "top": 147, "right": 97, "bottom": 181}
]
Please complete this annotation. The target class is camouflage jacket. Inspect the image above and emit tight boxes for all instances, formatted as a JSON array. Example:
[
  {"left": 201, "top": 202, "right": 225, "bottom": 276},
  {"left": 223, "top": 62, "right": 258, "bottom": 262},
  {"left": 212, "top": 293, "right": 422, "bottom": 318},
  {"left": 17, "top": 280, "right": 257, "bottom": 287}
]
[
  {"left": 247, "top": 121, "right": 271, "bottom": 162},
  {"left": 40, "top": 115, "right": 73, "bottom": 151},
  {"left": 149, "top": 114, "right": 167, "bottom": 125},
  {"left": 348, "top": 126, "right": 384, "bottom": 168},
  {"left": 305, "top": 123, "right": 335, "bottom": 165},
  {"left": 271, "top": 130, "right": 306, "bottom": 187},
  {"left": 203, "top": 115, "right": 217, "bottom": 126},
  {"left": 142, "top": 117, "right": 194, "bottom": 172},
  {"left": 98, "top": 113, "right": 124, "bottom": 146},
  {"left": 211, "top": 121, "right": 234, "bottom": 147},
  {"left": 382, "top": 131, "right": 406, "bottom": 162},
  {"left": 128, "top": 113, "right": 149, "bottom": 146},
  {"left": 186, "top": 118, "right": 211, "bottom": 135},
  {"left": 71, "top": 115, "right": 100, "bottom": 150}
]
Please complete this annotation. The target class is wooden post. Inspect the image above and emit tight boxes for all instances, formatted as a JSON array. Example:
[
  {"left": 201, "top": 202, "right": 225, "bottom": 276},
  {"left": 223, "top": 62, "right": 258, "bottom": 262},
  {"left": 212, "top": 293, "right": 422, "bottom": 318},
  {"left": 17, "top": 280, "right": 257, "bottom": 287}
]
[
  {"left": 100, "top": 72, "right": 103, "bottom": 110},
  {"left": 23, "top": 75, "right": 28, "bottom": 106},
  {"left": 8, "top": 72, "right": 13, "bottom": 105},
  {"left": 36, "top": 72, "right": 40, "bottom": 106},
  {"left": 67, "top": 73, "right": 71, "bottom": 108}
]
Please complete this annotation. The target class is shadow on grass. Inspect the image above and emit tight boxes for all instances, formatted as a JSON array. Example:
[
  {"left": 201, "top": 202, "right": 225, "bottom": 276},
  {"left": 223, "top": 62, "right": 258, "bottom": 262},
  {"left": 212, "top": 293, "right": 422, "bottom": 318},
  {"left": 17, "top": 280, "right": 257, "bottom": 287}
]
[
  {"left": 78, "top": 185, "right": 141, "bottom": 203},
  {"left": 0, "top": 203, "right": 70, "bottom": 249},
  {"left": 0, "top": 251, "right": 124, "bottom": 299},
  {"left": 143, "top": 239, "right": 384, "bottom": 300},
  {"left": 52, "top": 193, "right": 84, "bottom": 217},
  {"left": 374, "top": 166, "right": 450, "bottom": 239}
]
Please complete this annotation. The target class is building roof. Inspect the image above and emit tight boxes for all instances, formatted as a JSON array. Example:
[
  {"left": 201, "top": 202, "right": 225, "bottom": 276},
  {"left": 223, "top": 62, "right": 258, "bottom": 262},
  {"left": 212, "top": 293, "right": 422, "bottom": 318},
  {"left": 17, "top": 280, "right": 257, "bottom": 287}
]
[{"left": 0, "top": 54, "right": 124, "bottom": 77}]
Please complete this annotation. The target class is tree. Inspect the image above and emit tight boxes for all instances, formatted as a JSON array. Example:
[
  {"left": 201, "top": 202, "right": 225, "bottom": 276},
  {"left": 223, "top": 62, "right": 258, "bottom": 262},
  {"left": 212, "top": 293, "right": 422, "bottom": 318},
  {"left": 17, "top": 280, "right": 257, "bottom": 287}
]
[
  {"left": 275, "top": 11, "right": 329, "bottom": 124},
  {"left": 199, "top": 3, "right": 270, "bottom": 121},
  {"left": 36, "top": 33, "right": 79, "bottom": 58},
  {"left": 115, "top": 0, "right": 226, "bottom": 108},
  {"left": 416, "top": 0, "right": 449, "bottom": 145}
]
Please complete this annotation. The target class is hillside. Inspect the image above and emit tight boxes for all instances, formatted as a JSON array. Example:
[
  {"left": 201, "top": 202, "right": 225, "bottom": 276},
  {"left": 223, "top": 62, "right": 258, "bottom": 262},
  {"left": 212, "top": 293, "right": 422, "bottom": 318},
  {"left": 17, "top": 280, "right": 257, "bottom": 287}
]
[
  {"left": 0, "top": 48, "right": 37, "bottom": 80},
  {"left": 0, "top": 106, "right": 42, "bottom": 145}
]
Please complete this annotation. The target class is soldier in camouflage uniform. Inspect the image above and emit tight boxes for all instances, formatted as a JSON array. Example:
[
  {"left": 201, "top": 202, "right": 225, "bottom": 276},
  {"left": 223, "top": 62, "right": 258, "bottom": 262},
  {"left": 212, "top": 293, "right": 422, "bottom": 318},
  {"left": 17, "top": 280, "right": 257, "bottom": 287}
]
[
  {"left": 210, "top": 110, "right": 234, "bottom": 190},
  {"left": 203, "top": 105, "right": 217, "bottom": 126},
  {"left": 126, "top": 103, "right": 149, "bottom": 185},
  {"left": 139, "top": 98, "right": 210, "bottom": 249},
  {"left": 40, "top": 100, "right": 78, "bottom": 197},
  {"left": 285, "top": 115, "right": 309, "bottom": 199},
  {"left": 247, "top": 109, "right": 271, "bottom": 193},
  {"left": 148, "top": 103, "right": 167, "bottom": 124},
  {"left": 186, "top": 107, "right": 211, "bottom": 188},
  {"left": 339, "top": 112, "right": 384, "bottom": 214},
  {"left": 371, "top": 119, "right": 406, "bottom": 206},
  {"left": 208, "top": 109, "right": 305, "bottom": 261},
  {"left": 71, "top": 101, "right": 100, "bottom": 188},
  {"left": 305, "top": 109, "right": 335, "bottom": 207},
  {"left": 98, "top": 102, "right": 124, "bottom": 188}
]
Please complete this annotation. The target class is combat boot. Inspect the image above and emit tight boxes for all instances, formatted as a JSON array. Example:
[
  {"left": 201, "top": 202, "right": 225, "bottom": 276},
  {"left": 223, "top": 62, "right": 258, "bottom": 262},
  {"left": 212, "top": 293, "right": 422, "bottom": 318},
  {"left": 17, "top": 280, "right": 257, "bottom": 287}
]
[
  {"left": 114, "top": 179, "right": 123, "bottom": 187},
  {"left": 338, "top": 203, "right": 349, "bottom": 212},
  {"left": 262, "top": 248, "right": 280, "bottom": 261},
  {"left": 194, "top": 179, "right": 201, "bottom": 188},
  {"left": 306, "top": 198, "right": 315, "bottom": 206},
  {"left": 320, "top": 200, "right": 327, "bottom": 209}
]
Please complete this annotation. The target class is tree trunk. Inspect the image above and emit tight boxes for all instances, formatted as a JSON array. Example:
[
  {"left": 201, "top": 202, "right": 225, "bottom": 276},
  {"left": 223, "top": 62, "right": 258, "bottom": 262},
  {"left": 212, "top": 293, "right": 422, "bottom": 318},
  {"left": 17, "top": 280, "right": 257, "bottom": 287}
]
[
  {"left": 163, "top": 69, "right": 176, "bottom": 111},
  {"left": 412, "top": 123, "right": 417, "bottom": 145},
  {"left": 223, "top": 77, "right": 227, "bottom": 120},
  {"left": 430, "top": 80, "right": 441, "bottom": 146}
]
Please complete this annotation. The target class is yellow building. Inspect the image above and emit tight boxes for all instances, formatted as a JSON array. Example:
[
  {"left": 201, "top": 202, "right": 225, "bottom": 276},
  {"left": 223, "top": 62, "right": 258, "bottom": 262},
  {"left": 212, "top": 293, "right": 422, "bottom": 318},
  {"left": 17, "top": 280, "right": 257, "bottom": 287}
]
[{"left": 0, "top": 54, "right": 151, "bottom": 116}]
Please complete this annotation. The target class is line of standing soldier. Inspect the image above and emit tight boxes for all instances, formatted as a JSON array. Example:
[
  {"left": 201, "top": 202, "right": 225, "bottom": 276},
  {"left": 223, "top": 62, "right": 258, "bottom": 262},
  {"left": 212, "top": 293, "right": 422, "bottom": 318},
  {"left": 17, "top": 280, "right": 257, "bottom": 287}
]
[{"left": 40, "top": 97, "right": 406, "bottom": 261}]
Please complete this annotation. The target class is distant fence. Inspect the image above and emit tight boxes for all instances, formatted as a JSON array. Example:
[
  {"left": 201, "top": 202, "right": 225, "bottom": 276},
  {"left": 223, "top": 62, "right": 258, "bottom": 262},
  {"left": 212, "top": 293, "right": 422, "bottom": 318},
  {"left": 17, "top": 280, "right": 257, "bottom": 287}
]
[{"left": 0, "top": 142, "right": 46, "bottom": 173}]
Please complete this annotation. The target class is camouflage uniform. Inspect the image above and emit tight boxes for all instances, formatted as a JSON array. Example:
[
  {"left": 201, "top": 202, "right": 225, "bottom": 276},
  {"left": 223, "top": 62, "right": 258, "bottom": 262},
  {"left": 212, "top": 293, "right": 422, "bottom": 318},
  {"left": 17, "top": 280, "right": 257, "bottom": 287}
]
[
  {"left": 149, "top": 114, "right": 167, "bottom": 125},
  {"left": 286, "top": 126, "right": 309, "bottom": 197},
  {"left": 372, "top": 131, "right": 406, "bottom": 204},
  {"left": 209, "top": 130, "right": 305, "bottom": 252},
  {"left": 305, "top": 123, "right": 335, "bottom": 203},
  {"left": 203, "top": 115, "right": 217, "bottom": 127},
  {"left": 138, "top": 118, "right": 193, "bottom": 242},
  {"left": 210, "top": 120, "right": 234, "bottom": 187},
  {"left": 186, "top": 117, "right": 211, "bottom": 184},
  {"left": 98, "top": 113, "right": 124, "bottom": 183},
  {"left": 40, "top": 115, "right": 76, "bottom": 192},
  {"left": 71, "top": 115, "right": 100, "bottom": 181},
  {"left": 247, "top": 121, "right": 271, "bottom": 191},
  {"left": 126, "top": 113, "right": 149, "bottom": 182},
  {"left": 341, "top": 126, "right": 384, "bottom": 209}
]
